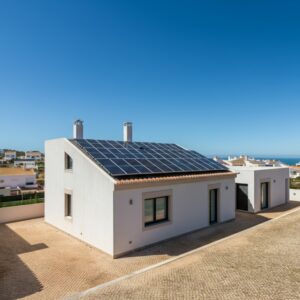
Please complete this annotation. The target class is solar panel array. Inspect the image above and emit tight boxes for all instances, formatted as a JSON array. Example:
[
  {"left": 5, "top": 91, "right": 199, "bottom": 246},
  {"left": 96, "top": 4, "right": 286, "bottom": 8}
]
[{"left": 70, "top": 139, "right": 228, "bottom": 178}]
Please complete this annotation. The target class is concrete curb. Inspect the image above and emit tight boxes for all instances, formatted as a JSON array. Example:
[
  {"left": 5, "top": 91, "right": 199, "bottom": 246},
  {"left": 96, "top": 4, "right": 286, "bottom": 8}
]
[{"left": 67, "top": 205, "right": 300, "bottom": 299}]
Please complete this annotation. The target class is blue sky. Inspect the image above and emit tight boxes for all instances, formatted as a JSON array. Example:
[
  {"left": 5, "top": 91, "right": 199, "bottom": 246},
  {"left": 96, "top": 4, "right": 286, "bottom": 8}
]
[{"left": 0, "top": 1, "right": 300, "bottom": 156}]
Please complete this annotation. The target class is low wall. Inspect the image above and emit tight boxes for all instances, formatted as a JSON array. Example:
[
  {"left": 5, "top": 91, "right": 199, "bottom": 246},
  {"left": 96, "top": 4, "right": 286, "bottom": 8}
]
[
  {"left": 0, "top": 203, "right": 44, "bottom": 224},
  {"left": 290, "top": 189, "right": 300, "bottom": 201}
]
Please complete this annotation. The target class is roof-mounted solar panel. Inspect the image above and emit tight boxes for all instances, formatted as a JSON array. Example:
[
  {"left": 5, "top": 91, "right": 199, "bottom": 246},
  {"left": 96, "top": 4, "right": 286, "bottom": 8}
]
[{"left": 70, "top": 139, "right": 228, "bottom": 178}]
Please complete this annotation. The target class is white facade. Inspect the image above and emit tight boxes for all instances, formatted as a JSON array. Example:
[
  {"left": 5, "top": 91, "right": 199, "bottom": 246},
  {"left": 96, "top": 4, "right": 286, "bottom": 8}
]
[
  {"left": 0, "top": 172, "right": 37, "bottom": 189},
  {"left": 229, "top": 166, "right": 290, "bottom": 213},
  {"left": 25, "top": 151, "right": 42, "bottom": 160},
  {"left": 45, "top": 138, "right": 236, "bottom": 257},
  {"left": 4, "top": 151, "right": 16, "bottom": 161},
  {"left": 14, "top": 159, "right": 37, "bottom": 169}
]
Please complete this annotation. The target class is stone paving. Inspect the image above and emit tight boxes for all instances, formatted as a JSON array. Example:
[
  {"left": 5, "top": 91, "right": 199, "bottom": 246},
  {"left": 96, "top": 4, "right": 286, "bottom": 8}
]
[
  {"left": 75, "top": 206, "right": 300, "bottom": 300},
  {"left": 0, "top": 201, "right": 299, "bottom": 299}
]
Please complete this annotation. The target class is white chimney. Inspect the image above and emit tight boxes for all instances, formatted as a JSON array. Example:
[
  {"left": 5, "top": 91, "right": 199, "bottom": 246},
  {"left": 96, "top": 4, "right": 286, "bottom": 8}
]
[
  {"left": 73, "top": 119, "right": 84, "bottom": 139},
  {"left": 123, "top": 122, "right": 133, "bottom": 142}
]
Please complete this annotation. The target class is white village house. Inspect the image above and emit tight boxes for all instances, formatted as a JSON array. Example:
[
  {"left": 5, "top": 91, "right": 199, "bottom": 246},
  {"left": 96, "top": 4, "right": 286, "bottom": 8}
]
[
  {"left": 25, "top": 151, "right": 43, "bottom": 160},
  {"left": 45, "top": 121, "right": 237, "bottom": 258},
  {"left": 229, "top": 166, "right": 290, "bottom": 213},
  {"left": 14, "top": 158, "right": 37, "bottom": 169},
  {"left": 0, "top": 168, "right": 38, "bottom": 195},
  {"left": 4, "top": 150, "right": 17, "bottom": 161}
]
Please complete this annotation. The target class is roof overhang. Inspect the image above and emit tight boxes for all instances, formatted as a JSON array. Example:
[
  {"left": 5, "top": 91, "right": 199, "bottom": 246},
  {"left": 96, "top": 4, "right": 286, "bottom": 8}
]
[{"left": 114, "top": 171, "right": 237, "bottom": 190}]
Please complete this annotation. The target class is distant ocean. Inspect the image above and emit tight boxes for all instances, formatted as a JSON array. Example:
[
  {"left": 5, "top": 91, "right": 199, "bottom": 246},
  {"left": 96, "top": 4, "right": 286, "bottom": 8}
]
[{"left": 217, "top": 156, "right": 300, "bottom": 166}]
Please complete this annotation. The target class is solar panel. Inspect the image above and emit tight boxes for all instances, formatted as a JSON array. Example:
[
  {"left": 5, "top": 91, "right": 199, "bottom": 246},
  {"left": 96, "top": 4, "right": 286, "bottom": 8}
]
[{"left": 70, "top": 139, "right": 228, "bottom": 178}]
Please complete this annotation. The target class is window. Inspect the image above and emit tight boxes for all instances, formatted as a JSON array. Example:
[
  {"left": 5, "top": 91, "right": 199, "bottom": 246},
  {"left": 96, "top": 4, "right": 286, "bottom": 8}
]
[
  {"left": 261, "top": 182, "right": 269, "bottom": 210},
  {"left": 65, "top": 153, "right": 73, "bottom": 170},
  {"left": 65, "top": 193, "right": 72, "bottom": 217},
  {"left": 144, "top": 196, "right": 168, "bottom": 227},
  {"left": 209, "top": 189, "right": 218, "bottom": 224}
]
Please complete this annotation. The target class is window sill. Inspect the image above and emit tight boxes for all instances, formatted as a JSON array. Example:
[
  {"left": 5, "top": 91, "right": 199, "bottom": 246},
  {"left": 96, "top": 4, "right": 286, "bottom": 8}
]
[
  {"left": 64, "top": 169, "right": 73, "bottom": 173},
  {"left": 65, "top": 216, "right": 73, "bottom": 222},
  {"left": 143, "top": 220, "right": 171, "bottom": 231}
]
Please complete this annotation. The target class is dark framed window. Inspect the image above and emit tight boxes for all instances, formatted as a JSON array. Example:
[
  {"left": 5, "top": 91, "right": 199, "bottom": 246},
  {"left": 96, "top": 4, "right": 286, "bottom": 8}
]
[
  {"left": 65, "top": 194, "right": 72, "bottom": 217},
  {"left": 65, "top": 153, "right": 73, "bottom": 170},
  {"left": 261, "top": 182, "right": 269, "bottom": 210},
  {"left": 144, "top": 196, "right": 169, "bottom": 227},
  {"left": 209, "top": 189, "right": 218, "bottom": 224}
]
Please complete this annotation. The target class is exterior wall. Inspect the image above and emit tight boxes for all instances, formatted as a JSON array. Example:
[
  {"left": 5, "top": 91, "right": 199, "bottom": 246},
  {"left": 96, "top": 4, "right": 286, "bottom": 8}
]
[
  {"left": 253, "top": 168, "right": 289, "bottom": 212},
  {"left": 0, "top": 203, "right": 44, "bottom": 224},
  {"left": 290, "top": 189, "right": 300, "bottom": 201},
  {"left": 0, "top": 174, "right": 37, "bottom": 188},
  {"left": 4, "top": 152, "right": 16, "bottom": 161},
  {"left": 0, "top": 188, "right": 11, "bottom": 196},
  {"left": 230, "top": 167, "right": 290, "bottom": 213},
  {"left": 14, "top": 160, "right": 37, "bottom": 169},
  {"left": 113, "top": 177, "right": 235, "bottom": 257},
  {"left": 45, "top": 138, "right": 115, "bottom": 256}
]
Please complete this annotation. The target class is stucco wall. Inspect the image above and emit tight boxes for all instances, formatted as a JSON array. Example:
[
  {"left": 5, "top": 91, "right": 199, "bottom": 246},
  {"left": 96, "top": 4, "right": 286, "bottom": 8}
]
[
  {"left": 0, "top": 174, "right": 36, "bottom": 188},
  {"left": 253, "top": 168, "right": 289, "bottom": 212},
  {"left": 113, "top": 177, "right": 235, "bottom": 257},
  {"left": 230, "top": 167, "right": 290, "bottom": 213},
  {"left": 290, "top": 189, "right": 300, "bottom": 201},
  {"left": 45, "top": 138, "right": 115, "bottom": 256},
  {"left": 0, "top": 203, "right": 44, "bottom": 224}
]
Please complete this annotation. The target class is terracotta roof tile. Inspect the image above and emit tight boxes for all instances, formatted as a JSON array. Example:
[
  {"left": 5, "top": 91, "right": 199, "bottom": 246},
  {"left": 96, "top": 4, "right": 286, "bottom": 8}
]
[{"left": 115, "top": 171, "right": 236, "bottom": 185}]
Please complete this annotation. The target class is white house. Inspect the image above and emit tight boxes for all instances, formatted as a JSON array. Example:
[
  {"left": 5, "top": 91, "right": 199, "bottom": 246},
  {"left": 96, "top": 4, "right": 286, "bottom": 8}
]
[
  {"left": 45, "top": 122, "right": 237, "bottom": 258},
  {"left": 0, "top": 168, "right": 37, "bottom": 189},
  {"left": 4, "top": 150, "right": 17, "bottom": 161},
  {"left": 14, "top": 159, "right": 37, "bottom": 169},
  {"left": 25, "top": 151, "right": 42, "bottom": 160},
  {"left": 228, "top": 166, "right": 290, "bottom": 213}
]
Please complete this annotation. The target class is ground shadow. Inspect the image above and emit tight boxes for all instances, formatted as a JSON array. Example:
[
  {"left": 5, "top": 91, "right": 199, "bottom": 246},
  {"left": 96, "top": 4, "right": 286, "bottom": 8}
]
[
  {"left": 0, "top": 223, "right": 47, "bottom": 300},
  {"left": 124, "top": 201, "right": 300, "bottom": 258}
]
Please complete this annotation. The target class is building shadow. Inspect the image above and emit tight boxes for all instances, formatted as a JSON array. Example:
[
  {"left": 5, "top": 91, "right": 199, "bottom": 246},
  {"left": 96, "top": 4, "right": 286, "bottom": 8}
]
[
  {"left": 124, "top": 201, "right": 300, "bottom": 259},
  {"left": 0, "top": 223, "right": 47, "bottom": 300}
]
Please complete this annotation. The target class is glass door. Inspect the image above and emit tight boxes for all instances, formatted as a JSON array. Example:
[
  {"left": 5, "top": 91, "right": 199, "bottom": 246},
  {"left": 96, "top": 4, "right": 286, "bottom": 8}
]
[
  {"left": 261, "top": 182, "right": 269, "bottom": 210},
  {"left": 209, "top": 189, "right": 218, "bottom": 224}
]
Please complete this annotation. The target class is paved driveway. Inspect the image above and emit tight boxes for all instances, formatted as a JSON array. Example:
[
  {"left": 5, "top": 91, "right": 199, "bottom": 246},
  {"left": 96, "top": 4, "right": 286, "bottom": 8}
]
[
  {"left": 74, "top": 206, "right": 300, "bottom": 300},
  {"left": 0, "top": 202, "right": 299, "bottom": 299}
]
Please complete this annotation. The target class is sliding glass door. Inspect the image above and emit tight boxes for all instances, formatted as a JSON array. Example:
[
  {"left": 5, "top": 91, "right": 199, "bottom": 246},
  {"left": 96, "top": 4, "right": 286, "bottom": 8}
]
[
  {"left": 261, "top": 182, "right": 269, "bottom": 210},
  {"left": 209, "top": 189, "right": 218, "bottom": 224}
]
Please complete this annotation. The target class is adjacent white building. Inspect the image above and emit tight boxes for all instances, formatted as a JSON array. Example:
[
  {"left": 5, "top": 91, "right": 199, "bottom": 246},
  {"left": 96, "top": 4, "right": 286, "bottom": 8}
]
[
  {"left": 229, "top": 166, "right": 290, "bottom": 213},
  {"left": 0, "top": 168, "right": 37, "bottom": 189},
  {"left": 4, "top": 150, "right": 17, "bottom": 161},
  {"left": 14, "top": 159, "right": 37, "bottom": 169},
  {"left": 25, "top": 151, "right": 43, "bottom": 160},
  {"left": 45, "top": 122, "right": 237, "bottom": 258}
]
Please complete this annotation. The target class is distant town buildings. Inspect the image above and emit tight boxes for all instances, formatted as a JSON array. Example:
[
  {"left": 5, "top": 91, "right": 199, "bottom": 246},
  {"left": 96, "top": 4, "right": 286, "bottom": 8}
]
[
  {"left": 0, "top": 168, "right": 37, "bottom": 196},
  {"left": 25, "top": 151, "right": 42, "bottom": 160},
  {"left": 14, "top": 158, "right": 37, "bottom": 169},
  {"left": 4, "top": 150, "right": 17, "bottom": 161},
  {"left": 213, "top": 155, "right": 287, "bottom": 168}
]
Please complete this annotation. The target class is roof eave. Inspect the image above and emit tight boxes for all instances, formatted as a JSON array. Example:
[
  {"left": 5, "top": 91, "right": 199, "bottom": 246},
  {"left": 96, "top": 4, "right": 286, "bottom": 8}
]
[{"left": 114, "top": 171, "right": 237, "bottom": 190}]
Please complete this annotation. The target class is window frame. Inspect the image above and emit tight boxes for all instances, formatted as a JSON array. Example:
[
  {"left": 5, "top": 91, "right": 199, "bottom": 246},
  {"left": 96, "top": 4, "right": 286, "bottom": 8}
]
[
  {"left": 142, "top": 190, "right": 172, "bottom": 230},
  {"left": 65, "top": 153, "right": 73, "bottom": 171},
  {"left": 65, "top": 193, "right": 72, "bottom": 218},
  {"left": 144, "top": 196, "right": 169, "bottom": 227}
]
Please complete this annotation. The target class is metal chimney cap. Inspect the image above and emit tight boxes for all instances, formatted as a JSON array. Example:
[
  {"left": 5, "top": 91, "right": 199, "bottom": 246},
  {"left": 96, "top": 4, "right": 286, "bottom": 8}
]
[
  {"left": 123, "top": 122, "right": 132, "bottom": 126},
  {"left": 74, "top": 119, "right": 83, "bottom": 125}
]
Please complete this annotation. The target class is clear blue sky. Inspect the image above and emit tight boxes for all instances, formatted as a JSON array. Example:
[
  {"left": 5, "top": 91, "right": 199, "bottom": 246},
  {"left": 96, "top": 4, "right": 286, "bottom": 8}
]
[{"left": 1, "top": 0, "right": 300, "bottom": 156}]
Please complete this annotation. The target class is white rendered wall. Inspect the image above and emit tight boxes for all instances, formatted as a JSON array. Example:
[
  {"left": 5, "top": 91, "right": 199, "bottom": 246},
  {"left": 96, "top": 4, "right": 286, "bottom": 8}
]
[
  {"left": 45, "top": 138, "right": 115, "bottom": 256},
  {"left": 229, "top": 167, "right": 290, "bottom": 213},
  {"left": 0, "top": 174, "right": 36, "bottom": 188},
  {"left": 290, "top": 189, "right": 300, "bottom": 201},
  {"left": 253, "top": 168, "right": 289, "bottom": 211},
  {"left": 113, "top": 177, "right": 235, "bottom": 257}
]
